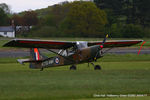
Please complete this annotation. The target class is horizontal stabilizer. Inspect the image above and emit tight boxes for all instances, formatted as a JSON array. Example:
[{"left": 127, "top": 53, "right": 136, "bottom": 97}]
[{"left": 17, "top": 59, "right": 43, "bottom": 65}]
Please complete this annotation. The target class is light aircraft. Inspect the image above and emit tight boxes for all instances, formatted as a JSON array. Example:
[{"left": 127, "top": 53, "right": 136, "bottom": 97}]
[{"left": 3, "top": 35, "right": 143, "bottom": 71}]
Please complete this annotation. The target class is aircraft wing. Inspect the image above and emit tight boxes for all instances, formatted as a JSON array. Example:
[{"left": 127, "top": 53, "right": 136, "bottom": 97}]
[
  {"left": 3, "top": 39, "right": 143, "bottom": 49},
  {"left": 88, "top": 40, "right": 143, "bottom": 48},
  {"left": 3, "top": 39, "right": 76, "bottom": 49}
]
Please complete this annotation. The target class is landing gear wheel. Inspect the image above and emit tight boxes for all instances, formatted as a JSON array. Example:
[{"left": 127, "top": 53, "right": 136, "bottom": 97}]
[
  {"left": 70, "top": 65, "right": 77, "bottom": 70},
  {"left": 94, "top": 65, "right": 101, "bottom": 70}
]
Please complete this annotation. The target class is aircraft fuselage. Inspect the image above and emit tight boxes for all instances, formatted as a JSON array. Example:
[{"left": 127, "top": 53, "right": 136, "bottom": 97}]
[{"left": 38, "top": 45, "right": 102, "bottom": 68}]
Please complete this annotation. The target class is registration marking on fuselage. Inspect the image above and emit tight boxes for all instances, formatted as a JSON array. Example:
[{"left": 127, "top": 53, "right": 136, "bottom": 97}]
[{"left": 42, "top": 59, "right": 54, "bottom": 67}]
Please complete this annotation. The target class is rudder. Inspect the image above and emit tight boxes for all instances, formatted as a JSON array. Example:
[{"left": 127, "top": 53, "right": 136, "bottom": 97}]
[{"left": 29, "top": 48, "right": 47, "bottom": 69}]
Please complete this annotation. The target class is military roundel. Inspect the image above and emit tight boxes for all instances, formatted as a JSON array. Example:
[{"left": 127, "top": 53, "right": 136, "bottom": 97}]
[{"left": 55, "top": 57, "right": 60, "bottom": 64}]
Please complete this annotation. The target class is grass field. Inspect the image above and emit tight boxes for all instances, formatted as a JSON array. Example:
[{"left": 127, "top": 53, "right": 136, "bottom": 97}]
[{"left": 0, "top": 54, "right": 150, "bottom": 100}]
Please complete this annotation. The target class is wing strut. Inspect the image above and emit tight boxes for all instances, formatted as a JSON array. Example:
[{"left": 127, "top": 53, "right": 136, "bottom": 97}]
[{"left": 47, "top": 49, "right": 74, "bottom": 63}]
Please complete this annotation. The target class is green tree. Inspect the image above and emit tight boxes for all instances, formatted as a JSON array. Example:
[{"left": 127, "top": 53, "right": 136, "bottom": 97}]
[
  {"left": 0, "top": 8, "right": 9, "bottom": 26},
  {"left": 61, "top": 1, "right": 107, "bottom": 37},
  {"left": 110, "top": 23, "right": 123, "bottom": 38},
  {"left": 21, "top": 10, "right": 38, "bottom": 34},
  {"left": 11, "top": 14, "right": 24, "bottom": 26},
  {"left": 40, "top": 2, "right": 73, "bottom": 37},
  {"left": 122, "top": 24, "right": 143, "bottom": 38},
  {"left": 43, "top": 3, "right": 70, "bottom": 28},
  {"left": 23, "top": 11, "right": 38, "bottom": 26},
  {"left": 94, "top": 0, "right": 150, "bottom": 38},
  {"left": 0, "top": 3, "right": 10, "bottom": 14},
  {"left": 94, "top": 0, "right": 124, "bottom": 24},
  {"left": 124, "top": 0, "right": 150, "bottom": 27},
  {"left": 135, "top": 0, "right": 150, "bottom": 27}
]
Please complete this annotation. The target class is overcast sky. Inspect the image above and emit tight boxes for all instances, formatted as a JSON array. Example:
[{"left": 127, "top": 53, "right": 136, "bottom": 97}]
[{"left": 0, "top": 0, "right": 75, "bottom": 13}]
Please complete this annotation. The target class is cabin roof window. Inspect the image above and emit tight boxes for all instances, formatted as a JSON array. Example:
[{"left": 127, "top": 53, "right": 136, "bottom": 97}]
[{"left": 76, "top": 41, "right": 88, "bottom": 49}]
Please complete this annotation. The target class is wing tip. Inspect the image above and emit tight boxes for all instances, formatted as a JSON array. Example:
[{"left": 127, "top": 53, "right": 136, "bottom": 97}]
[
  {"left": 138, "top": 40, "right": 144, "bottom": 43},
  {"left": 3, "top": 41, "right": 11, "bottom": 47},
  {"left": 3, "top": 39, "right": 16, "bottom": 47}
]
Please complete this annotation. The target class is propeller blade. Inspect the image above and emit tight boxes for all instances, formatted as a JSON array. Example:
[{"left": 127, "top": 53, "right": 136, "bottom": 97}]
[
  {"left": 100, "top": 34, "right": 109, "bottom": 49},
  {"left": 102, "top": 34, "right": 109, "bottom": 45}
]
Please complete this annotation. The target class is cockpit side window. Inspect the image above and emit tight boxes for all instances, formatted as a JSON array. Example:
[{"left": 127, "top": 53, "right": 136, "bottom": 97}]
[
  {"left": 58, "top": 48, "right": 75, "bottom": 56},
  {"left": 58, "top": 50, "right": 68, "bottom": 56}
]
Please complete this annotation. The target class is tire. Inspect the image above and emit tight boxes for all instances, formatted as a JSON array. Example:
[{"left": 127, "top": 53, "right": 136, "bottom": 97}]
[
  {"left": 94, "top": 65, "right": 101, "bottom": 70},
  {"left": 70, "top": 65, "right": 77, "bottom": 70}
]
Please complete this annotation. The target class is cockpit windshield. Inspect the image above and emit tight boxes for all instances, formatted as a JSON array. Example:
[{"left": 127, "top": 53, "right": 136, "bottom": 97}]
[
  {"left": 76, "top": 41, "right": 88, "bottom": 49},
  {"left": 58, "top": 41, "right": 88, "bottom": 57}
]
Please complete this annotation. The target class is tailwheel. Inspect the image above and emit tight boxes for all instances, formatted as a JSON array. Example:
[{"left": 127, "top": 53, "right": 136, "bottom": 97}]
[
  {"left": 94, "top": 65, "right": 101, "bottom": 70},
  {"left": 70, "top": 65, "right": 77, "bottom": 70}
]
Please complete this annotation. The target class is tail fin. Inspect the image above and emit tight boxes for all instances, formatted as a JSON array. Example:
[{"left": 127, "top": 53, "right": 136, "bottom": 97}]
[
  {"left": 29, "top": 48, "right": 47, "bottom": 69},
  {"left": 31, "top": 48, "right": 41, "bottom": 61}
]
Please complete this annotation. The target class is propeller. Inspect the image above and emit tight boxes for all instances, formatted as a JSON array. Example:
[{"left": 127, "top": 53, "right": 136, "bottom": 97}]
[
  {"left": 101, "top": 34, "right": 109, "bottom": 49},
  {"left": 94, "top": 34, "right": 109, "bottom": 61}
]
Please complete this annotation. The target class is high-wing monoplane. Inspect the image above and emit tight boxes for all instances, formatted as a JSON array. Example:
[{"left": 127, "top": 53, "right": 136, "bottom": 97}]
[{"left": 3, "top": 35, "right": 143, "bottom": 71}]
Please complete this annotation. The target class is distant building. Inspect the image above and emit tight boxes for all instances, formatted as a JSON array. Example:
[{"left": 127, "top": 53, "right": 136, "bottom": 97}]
[{"left": 0, "top": 26, "right": 15, "bottom": 38}]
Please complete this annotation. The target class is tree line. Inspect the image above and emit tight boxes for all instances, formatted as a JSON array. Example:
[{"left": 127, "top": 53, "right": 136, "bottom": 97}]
[
  {"left": 94, "top": 0, "right": 150, "bottom": 38},
  {"left": 0, "top": 0, "right": 150, "bottom": 38}
]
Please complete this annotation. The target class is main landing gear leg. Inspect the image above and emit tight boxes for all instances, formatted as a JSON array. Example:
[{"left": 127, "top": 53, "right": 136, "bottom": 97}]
[
  {"left": 70, "top": 65, "right": 77, "bottom": 70},
  {"left": 40, "top": 67, "right": 44, "bottom": 71},
  {"left": 91, "top": 63, "right": 101, "bottom": 70}
]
